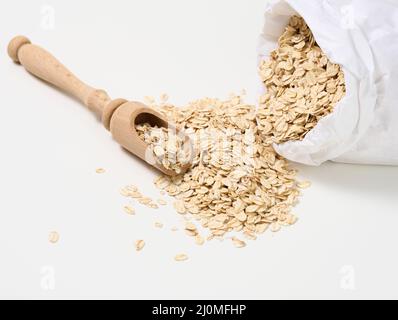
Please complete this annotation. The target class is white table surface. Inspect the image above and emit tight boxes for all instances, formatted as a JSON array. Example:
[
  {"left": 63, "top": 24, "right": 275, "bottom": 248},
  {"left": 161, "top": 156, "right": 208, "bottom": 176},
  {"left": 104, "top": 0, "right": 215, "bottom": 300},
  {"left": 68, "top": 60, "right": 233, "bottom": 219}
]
[{"left": 0, "top": 0, "right": 397, "bottom": 300}]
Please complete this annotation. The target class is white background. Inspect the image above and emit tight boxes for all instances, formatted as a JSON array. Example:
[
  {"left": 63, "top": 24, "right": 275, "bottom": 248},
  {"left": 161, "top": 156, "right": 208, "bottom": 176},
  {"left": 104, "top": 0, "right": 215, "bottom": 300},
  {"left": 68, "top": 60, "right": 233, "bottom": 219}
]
[{"left": 0, "top": 0, "right": 397, "bottom": 300}]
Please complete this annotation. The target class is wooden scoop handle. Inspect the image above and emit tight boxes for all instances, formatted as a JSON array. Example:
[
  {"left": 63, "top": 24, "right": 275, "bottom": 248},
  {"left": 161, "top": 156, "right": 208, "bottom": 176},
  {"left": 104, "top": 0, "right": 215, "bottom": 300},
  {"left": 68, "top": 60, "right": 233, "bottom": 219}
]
[
  {"left": 7, "top": 35, "right": 109, "bottom": 117},
  {"left": 8, "top": 35, "right": 192, "bottom": 176}
]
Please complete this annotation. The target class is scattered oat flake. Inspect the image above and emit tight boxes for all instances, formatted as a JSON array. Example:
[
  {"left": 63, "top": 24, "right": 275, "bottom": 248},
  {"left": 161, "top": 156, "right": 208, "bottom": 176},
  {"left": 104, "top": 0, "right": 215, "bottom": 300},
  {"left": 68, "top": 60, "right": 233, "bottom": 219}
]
[
  {"left": 96, "top": 168, "right": 105, "bottom": 174},
  {"left": 130, "top": 191, "right": 143, "bottom": 199},
  {"left": 185, "top": 222, "right": 197, "bottom": 231},
  {"left": 195, "top": 235, "right": 205, "bottom": 246},
  {"left": 157, "top": 199, "right": 167, "bottom": 206},
  {"left": 174, "top": 254, "right": 189, "bottom": 262},
  {"left": 135, "top": 240, "right": 145, "bottom": 251},
  {"left": 139, "top": 197, "right": 152, "bottom": 205},
  {"left": 154, "top": 222, "right": 164, "bottom": 228},
  {"left": 124, "top": 205, "right": 135, "bottom": 215},
  {"left": 149, "top": 203, "right": 159, "bottom": 209},
  {"left": 49, "top": 231, "right": 60, "bottom": 244},
  {"left": 243, "top": 231, "right": 257, "bottom": 241},
  {"left": 232, "top": 237, "right": 246, "bottom": 248},
  {"left": 185, "top": 229, "right": 198, "bottom": 237},
  {"left": 287, "top": 214, "right": 298, "bottom": 225}
]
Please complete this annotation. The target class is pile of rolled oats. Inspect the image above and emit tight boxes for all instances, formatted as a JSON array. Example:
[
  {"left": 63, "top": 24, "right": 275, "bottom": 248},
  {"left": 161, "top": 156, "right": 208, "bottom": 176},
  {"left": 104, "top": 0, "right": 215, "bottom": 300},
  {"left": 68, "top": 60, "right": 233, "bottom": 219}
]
[
  {"left": 258, "top": 16, "right": 346, "bottom": 144},
  {"left": 150, "top": 95, "right": 301, "bottom": 241}
]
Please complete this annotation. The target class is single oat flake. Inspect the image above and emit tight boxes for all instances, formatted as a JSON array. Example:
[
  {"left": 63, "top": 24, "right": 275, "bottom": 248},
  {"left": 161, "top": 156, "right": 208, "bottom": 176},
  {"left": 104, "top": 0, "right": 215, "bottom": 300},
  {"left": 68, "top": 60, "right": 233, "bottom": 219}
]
[
  {"left": 157, "top": 199, "right": 167, "bottom": 206},
  {"left": 124, "top": 205, "right": 135, "bottom": 215},
  {"left": 174, "top": 254, "right": 189, "bottom": 262},
  {"left": 154, "top": 222, "right": 164, "bottom": 228},
  {"left": 49, "top": 231, "right": 60, "bottom": 244},
  {"left": 232, "top": 237, "right": 246, "bottom": 248},
  {"left": 195, "top": 235, "right": 205, "bottom": 246},
  {"left": 135, "top": 240, "right": 145, "bottom": 251}
]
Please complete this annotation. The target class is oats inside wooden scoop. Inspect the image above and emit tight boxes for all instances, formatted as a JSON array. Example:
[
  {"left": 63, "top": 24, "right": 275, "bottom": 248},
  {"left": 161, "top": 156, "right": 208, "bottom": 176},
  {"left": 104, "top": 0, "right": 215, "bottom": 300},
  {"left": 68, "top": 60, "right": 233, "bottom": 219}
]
[
  {"left": 257, "top": 15, "right": 346, "bottom": 144},
  {"left": 135, "top": 123, "right": 191, "bottom": 174}
]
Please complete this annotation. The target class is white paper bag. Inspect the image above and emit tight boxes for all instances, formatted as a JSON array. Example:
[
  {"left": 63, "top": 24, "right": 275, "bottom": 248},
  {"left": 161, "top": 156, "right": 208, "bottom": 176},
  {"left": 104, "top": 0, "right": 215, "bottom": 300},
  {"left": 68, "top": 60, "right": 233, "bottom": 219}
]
[{"left": 258, "top": 0, "right": 398, "bottom": 165}]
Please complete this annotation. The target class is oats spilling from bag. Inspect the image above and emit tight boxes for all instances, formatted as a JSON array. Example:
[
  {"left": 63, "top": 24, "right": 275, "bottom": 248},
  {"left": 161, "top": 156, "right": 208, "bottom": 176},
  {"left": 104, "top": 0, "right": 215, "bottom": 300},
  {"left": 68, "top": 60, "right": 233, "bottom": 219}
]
[
  {"left": 257, "top": 15, "right": 346, "bottom": 144},
  {"left": 150, "top": 95, "right": 301, "bottom": 241},
  {"left": 135, "top": 123, "right": 190, "bottom": 175}
]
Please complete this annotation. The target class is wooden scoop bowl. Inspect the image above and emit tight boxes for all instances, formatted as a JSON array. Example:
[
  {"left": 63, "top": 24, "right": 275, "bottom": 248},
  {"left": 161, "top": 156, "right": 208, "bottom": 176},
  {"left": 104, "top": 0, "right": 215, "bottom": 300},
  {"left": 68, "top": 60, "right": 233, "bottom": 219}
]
[{"left": 8, "top": 36, "right": 191, "bottom": 176}]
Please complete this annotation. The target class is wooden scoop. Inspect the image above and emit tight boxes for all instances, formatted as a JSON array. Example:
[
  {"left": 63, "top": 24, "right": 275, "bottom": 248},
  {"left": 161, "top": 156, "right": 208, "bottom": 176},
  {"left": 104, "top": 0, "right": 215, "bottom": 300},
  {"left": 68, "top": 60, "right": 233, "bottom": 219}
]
[{"left": 8, "top": 36, "right": 191, "bottom": 176}]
